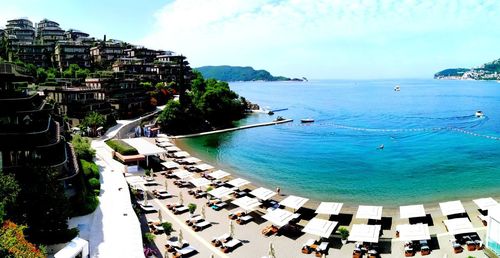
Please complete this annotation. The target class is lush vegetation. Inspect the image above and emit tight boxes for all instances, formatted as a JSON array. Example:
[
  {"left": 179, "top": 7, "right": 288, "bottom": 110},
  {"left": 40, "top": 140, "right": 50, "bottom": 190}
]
[
  {"left": 196, "top": 65, "right": 292, "bottom": 82},
  {"left": 158, "top": 71, "right": 247, "bottom": 134},
  {"left": 6, "top": 167, "right": 78, "bottom": 245},
  {"left": 71, "top": 135, "right": 96, "bottom": 161},
  {"left": 0, "top": 220, "right": 46, "bottom": 258},
  {"left": 70, "top": 135, "right": 100, "bottom": 216},
  {"left": 80, "top": 112, "right": 106, "bottom": 137},
  {"left": 106, "top": 139, "right": 139, "bottom": 155},
  {"left": 434, "top": 68, "right": 470, "bottom": 77}
]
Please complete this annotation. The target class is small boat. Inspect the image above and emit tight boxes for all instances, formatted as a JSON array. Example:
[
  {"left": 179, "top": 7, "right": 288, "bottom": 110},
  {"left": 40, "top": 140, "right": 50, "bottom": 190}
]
[
  {"left": 475, "top": 110, "right": 484, "bottom": 118},
  {"left": 394, "top": 85, "right": 400, "bottom": 91},
  {"left": 300, "top": 118, "right": 315, "bottom": 123},
  {"left": 378, "top": 144, "right": 384, "bottom": 150}
]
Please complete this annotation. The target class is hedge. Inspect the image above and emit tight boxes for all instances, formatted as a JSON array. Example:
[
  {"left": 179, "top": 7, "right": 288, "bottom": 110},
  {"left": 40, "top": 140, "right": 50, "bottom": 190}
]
[
  {"left": 80, "top": 159, "right": 99, "bottom": 179},
  {"left": 88, "top": 178, "right": 100, "bottom": 190},
  {"left": 105, "top": 139, "right": 139, "bottom": 155}
]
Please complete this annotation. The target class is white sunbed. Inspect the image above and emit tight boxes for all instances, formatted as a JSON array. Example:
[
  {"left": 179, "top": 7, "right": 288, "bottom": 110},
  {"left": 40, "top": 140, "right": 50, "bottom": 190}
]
[
  {"left": 222, "top": 239, "right": 242, "bottom": 249},
  {"left": 176, "top": 245, "right": 196, "bottom": 255},
  {"left": 155, "top": 190, "right": 172, "bottom": 199},
  {"left": 139, "top": 204, "right": 158, "bottom": 212},
  {"left": 316, "top": 242, "right": 329, "bottom": 252},
  {"left": 174, "top": 206, "right": 188, "bottom": 214},
  {"left": 193, "top": 221, "right": 211, "bottom": 231}
]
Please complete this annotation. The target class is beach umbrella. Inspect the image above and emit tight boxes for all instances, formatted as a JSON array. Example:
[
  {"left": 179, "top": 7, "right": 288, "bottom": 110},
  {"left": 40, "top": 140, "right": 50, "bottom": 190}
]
[
  {"left": 201, "top": 206, "right": 206, "bottom": 220},
  {"left": 164, "top": 180, "right": 168, "bottom": 191},
  {"left": 143, "top": 191, "right": 148, "bottom": 206},
  {"left": 158, "top": 210, "right": 163, "bottom": 223},
  {"left": 268, "top": 242, "right": 276, "bottom": 258},
  {"left": 179, "top": 192, "right": 184, "bottom": 205},
  {"left": 229, "top": 220, "right": 235, "bottom": 238},
  {"left": 209, "top": 255, "right": 214, "bottom": 258},
  {"left": 178, "top": 229, "right": 183, "bottom": 244},
  {"left": 164, "top": 250, "right": 170, "bottom": 258},
  {"left": 321, "top": 253, "right": 326, "bottom": 258}
]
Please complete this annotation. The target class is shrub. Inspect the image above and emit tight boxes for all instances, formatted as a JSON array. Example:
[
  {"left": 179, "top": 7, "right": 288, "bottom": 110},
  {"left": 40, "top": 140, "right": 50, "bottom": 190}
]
[
  {"left": 80, "top": 159, "right": 99, "bottom": 179},
  {"left": 105, "top": 139, "right": 139, "bottom": 155},
  {"left": 144, "top": 232, "right": 155, "bottom": 244},
  {"left": 188, "top": 203, "right": 197, "bottom": 214},
  {"left": 71, "top": 135, "right": 95, "bottom": 161},
  {"left": 338, "top": 227, "right": 349, "bottom": 240},
  {"left": 88, "top": 178, "right": 100, "bottom": 190},
  {"left": 0, "top": 221, "right": 45, "bottom": 258},
  {"left": 162, "top": 222, "right": 174, "bottom": 236}
]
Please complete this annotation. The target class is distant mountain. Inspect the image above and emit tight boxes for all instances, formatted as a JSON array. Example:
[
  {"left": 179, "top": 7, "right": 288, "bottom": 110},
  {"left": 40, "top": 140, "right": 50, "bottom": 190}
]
[
  {"left": 435, "top": 58, "right": 500, "bottom": 80},
  {"left": 196, "top": 65, "right": 305, "bottom": 82}
]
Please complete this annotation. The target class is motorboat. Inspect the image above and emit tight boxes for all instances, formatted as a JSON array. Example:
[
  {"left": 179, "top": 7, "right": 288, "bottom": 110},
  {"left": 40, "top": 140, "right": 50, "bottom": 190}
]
[
  {"left": 300, "top": 118, "right": 315, "bottom": 123},
  {"left": 394, "top": 85, "right": 400, "bottom": 91},
  {"left": 475, "top": 110, "right": 484, "bottom": 118}
]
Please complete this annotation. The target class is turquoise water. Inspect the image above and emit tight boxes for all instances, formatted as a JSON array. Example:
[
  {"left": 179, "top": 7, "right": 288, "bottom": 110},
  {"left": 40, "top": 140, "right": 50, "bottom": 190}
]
[{"left": 177, "top": 79, "right": 500, "bottom": 206}]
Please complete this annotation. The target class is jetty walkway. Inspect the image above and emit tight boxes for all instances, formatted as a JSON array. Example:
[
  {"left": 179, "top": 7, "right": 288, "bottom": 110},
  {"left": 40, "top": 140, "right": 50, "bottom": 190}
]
[{"left": 170, "top": 119, "right": 293, "bottom": 139}]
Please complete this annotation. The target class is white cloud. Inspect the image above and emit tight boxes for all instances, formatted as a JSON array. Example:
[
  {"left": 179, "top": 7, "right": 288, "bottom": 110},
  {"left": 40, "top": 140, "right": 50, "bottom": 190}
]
[{"left": 141, "top": 0, "right": 500, "bottom": 78}]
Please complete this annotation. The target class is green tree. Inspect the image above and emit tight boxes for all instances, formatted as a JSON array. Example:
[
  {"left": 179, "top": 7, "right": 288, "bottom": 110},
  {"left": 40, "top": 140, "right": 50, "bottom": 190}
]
[
  {"left": 0, "top": 172, "right": 20, "bottom": 223},
  {"left": 81, "top": 112, "right": 106, "bottom": 137},
  {"left": 36, "top": 68, "right": 47, "bottom": 83},
  {"left": 8, "top": 167, "right": 75, "bottom": 245}
]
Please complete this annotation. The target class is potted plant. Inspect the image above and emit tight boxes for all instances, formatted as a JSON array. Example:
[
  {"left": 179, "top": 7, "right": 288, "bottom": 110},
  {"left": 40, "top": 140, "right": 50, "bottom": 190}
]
[
  {"left": 162, "top": 222, "right": 174, "bottom": 236},
  {"left": 339, "top": 227, "right": 349, "bottom": 244},
  {"left": 144, "top": 232, "right": 156, "bottom": 244},
  {"left": 188, "top": 203, "right": 197, "bottom": 218},
  {"left": 143, "top": 246, "right": 157, "bottom": 258},
  {"left": 145, "top": 169, "right": 151, "bottom": 177}
]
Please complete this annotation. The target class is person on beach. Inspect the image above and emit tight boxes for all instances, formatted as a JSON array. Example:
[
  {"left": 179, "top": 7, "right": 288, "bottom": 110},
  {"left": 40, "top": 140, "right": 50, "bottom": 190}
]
[{"left": 276, "top": 187, "right": 281, "bottom": 195}]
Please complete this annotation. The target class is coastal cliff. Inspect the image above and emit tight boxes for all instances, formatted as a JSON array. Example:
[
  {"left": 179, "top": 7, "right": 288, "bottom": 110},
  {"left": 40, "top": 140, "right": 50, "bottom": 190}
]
[
  {"left": 435, "top": 58, "right": 500, "bottom": 80},
  {"left": 195, "top": 65, "right": 305, "bottom": 82}
]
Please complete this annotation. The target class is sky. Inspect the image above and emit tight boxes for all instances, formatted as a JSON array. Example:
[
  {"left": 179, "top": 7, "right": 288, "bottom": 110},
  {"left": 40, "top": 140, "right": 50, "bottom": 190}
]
[{"left": 2, "top": 0, "right": 500, "bottom": 79}]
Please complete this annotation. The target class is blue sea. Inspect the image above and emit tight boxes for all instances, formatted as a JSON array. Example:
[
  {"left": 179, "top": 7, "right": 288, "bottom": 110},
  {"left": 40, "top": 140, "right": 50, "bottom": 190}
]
[{"left": 176, "top": 79, "right": 500, "bottom": 206}]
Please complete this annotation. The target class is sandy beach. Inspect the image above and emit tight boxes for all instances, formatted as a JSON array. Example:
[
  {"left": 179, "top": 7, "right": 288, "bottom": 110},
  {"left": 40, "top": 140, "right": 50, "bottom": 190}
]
[{"left": 123, "top": 137, "right": 498, "bottom": 258}]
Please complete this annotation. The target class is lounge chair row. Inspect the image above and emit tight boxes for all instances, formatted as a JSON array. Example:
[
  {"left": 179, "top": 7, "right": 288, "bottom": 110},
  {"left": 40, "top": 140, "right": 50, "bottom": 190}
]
[{"left": 301, "top": 239, "right": 329, "bottom": 257}]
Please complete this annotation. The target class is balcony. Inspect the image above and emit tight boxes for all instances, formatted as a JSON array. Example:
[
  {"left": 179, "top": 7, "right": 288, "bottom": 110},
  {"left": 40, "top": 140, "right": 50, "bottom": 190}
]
[
  {"left": 1, "top": 136, "right": 68, "bottom": 170},
  {"left": 0, "top": 116, "right": 59, "bottom": 149}
]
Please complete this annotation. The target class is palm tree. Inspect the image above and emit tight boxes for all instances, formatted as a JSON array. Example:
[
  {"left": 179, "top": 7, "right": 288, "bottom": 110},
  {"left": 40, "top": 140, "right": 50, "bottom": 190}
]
[{"left": 81, "top": 112, "right": 105, "bottom": 137}]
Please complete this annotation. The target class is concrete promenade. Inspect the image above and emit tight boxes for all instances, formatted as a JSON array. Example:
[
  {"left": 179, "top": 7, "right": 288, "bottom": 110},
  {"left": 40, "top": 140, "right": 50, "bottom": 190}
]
[{"left": 170, "top": 119, "right": 293, "bottom": 139}]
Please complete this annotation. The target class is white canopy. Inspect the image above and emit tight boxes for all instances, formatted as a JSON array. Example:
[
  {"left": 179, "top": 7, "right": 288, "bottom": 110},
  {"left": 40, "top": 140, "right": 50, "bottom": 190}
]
[
  {"left": 400, "top": 204, "right": 426, "bottom": 219},
  {"left": 182, "top": 157, "right": 201, "bottom": 164},
  {"left": 189, "top": 177, "right": 211, "bottom": 188},
  {"left": 280, "top": 195, "right": 309, "bottom": 210},
  {"left": 173, "top": 170, "right": 194, "bottom": 179},
  {"left": 227, "top": 178, "right": 251, "bottom": 188},
  {"left": 302, "top": 218, "right": 338, "bottom": 238},
  {"left": 232, "top": 196, "right": 261, "bottom": 211},
  {"left": 157, "top": 141, "right": 173, "bottom": 147},
  {"left": 473, "top": 197, "right": 499, "bottom": 211},
  {"left": 208, "top": 170, "right": 231, "bottom": 180},
  {"left": 315, "top": 202, "right": 344, "bottom": 215},
  {"left": 208, "top": 186, "right": 233, "bottom": 199},
  {"left": 356, "top": 205, "right": 383, "bottom": 220},
  {"left": 166, "top": 146, "right": 181, "bottom": 152},
  {"left": 173, "top": 151, "right": 190, "bottom": 158},
  {"left": 161, "top": 161, "right": 179, "bottom": 169},
  {"left": 262, "top": 208, "right": 295, "bottom": 227},
  {"left": 348, "top": 224, "right": 381, "bottom": 243},
  {"left": 443, "top": 218, "right": 476, "bottom": 235},
  {"left": 251, "top": 187, "right": 277, "bottom": 201},
  {"left": 439, "top": 200, "right": 466, "bottom": 216},
  {"left": 397, "top": 223, "right": 431, "bottom": 241},
  {"left": 194, "top": 163, "right": 214, "bottom": 171},
  {"left": 122, "top": 138, "right": 167, "bottom": 156}
]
